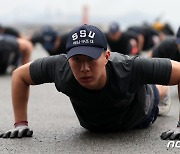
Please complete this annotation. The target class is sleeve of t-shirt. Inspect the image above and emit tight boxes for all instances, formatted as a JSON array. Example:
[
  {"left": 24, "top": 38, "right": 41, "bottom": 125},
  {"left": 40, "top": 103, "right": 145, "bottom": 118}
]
[
  {"left": 30, "top": 55, "right": 61, "bottom": 84},
  {"left": 131, "top": 56, "right": 172, "bottom": 85}
]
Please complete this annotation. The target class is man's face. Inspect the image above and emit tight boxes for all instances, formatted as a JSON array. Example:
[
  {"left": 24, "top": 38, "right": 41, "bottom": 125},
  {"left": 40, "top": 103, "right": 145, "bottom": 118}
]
[{"left": 68, "top": 51, "right": 110, "bottom": 90}]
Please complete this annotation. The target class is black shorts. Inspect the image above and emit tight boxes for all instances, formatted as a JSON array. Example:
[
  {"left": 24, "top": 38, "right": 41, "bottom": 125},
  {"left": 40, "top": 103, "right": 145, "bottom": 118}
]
[{"left": 0, "top": 35, "right": 19, "bottom": 74}]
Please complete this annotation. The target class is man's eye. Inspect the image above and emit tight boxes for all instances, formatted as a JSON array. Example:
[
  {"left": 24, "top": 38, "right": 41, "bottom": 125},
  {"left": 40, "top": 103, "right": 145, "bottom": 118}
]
[{"left": 87, "top": 57, "right": 94, "bottom": 61}]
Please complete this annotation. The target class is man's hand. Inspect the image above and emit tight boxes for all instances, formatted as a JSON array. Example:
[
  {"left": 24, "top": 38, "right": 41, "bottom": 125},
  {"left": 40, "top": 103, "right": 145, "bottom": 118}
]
[
  {"left": 161, "top": 127, "right": 180, "bottom": 140},
  {"left": 0, "top": 125, "right": 33, "bottom": 139}
]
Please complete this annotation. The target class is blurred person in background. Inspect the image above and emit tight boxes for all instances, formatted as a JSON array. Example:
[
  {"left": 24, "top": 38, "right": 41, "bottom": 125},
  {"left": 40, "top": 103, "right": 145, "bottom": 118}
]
[
  {"left": 0, "top": 34, "right": 33, "bottom": 74},
  {"left": 0, "top": 24, "right": 21, "bottom": 38},
  {"left": 127, "top": 24, "right": 159, "bottom": 52},
  {"left": 105, "top": 22, "right": 139, "bottom": 55},
  {"left": 152, "top": 21, "right": 174, "bottom": 42},
  {"left": 148, "top": 27, "right": 180, "bottom": 62},
  {"left": 29, "top": 25, "right": 67, "bottom": 55}
]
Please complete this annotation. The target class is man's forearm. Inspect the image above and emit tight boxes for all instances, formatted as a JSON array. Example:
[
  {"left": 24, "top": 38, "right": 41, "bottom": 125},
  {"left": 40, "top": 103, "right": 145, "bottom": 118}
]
[
  {"left": 11, "top": 70, "right": 30, "bottom": 123},
  {"left": 0, "top": 63, "right": 34, "bottom": 139}
]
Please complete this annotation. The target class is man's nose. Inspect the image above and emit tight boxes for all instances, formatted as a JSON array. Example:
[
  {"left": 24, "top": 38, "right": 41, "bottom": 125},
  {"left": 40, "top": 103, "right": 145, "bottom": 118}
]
[{"left": 80, "top": 61, "right": 90, "bottom": 72}]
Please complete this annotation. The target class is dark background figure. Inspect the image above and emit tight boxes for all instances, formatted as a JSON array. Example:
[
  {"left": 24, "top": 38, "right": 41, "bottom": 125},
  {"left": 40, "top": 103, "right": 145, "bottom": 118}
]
[
  {"left": 0, "top": 24, "right": 21, "bottom": 38},
  {"left": 30, "top": 25, "right": 67, "bottom": 55},
  {"left": 0, "top": 34, "right": 32, "bottom": 74},
  {"left": 105, "top": 22, "right": 139, "bottom": 55},
  {"left": 152, "top": 22, "right": 175, "bottom": 42},
  {"left": 149, "top": 27, "right": 180, "bottom": 62},
  {"left": 127, "top": 25, "right": 159, "bottom": 51},
  {"left": 150, "top": 37, "right": 180, "bottom": 61}
]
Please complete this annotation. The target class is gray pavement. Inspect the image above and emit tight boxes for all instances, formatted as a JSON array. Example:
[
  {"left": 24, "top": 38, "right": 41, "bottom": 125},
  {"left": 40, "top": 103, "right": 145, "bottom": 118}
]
[{"left": 0, "top": 46, "right": 180, "bottom": 154}]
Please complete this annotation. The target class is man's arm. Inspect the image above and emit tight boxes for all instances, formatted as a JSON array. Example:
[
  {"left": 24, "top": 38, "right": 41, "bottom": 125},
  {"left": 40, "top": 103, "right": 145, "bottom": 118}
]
[
  {"left": 136, "top": 34, "right": 144, "bottom": 53},
  {"left": 12, "top": 55, "right": 60, "bottom": 119},
  {"left": 161, "top": 60, "right": 180, "bottom": 140},
  {"left": 168, "top": 60, "right": 180, "bottom": 124},
  {"left": 53, "top": 36, "right": 61, "bottom": 51},
  {"left": 168, "top": 60, "right": 180, "bottom": 85},
  {"left": 0, "top": 62, "right": 34, "bottom": 138},
  {"left": 12, "top": 62, "right": 35, "bottom": 123},
  {"left": 0, "top": 55, "right": 62, "bottom": 138}
]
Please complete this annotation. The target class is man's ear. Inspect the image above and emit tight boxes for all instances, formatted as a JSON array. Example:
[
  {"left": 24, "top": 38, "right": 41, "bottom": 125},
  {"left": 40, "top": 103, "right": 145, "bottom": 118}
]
[{"left": 105, "top": 50, "right": 110, "bottom": 63}]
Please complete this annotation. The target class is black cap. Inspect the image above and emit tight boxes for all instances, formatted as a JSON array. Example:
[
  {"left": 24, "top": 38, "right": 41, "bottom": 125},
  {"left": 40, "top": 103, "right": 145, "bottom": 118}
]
[
  {"left": 108, "top": 22, "right": 120, "bottom": 34},
  {"left": 66, "top": 25, "right": 107, "bottom": 59}
]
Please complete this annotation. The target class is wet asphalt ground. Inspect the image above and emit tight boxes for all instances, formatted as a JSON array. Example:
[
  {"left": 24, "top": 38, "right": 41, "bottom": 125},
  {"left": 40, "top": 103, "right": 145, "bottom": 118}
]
[{"left": 0, "top": 45, "right": 180, "bottom": 154}]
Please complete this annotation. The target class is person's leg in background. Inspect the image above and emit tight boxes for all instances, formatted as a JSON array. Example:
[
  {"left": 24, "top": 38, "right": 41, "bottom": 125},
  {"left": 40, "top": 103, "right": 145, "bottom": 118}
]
[
  {"left": 156, "top": 85, "right": 171, "bottom": 116},
  {"left": 17, "top": 38, "right": 33, "bottom": 65},
  {"left": 6, "top": 38, "right": 33, "bottom": 74}
]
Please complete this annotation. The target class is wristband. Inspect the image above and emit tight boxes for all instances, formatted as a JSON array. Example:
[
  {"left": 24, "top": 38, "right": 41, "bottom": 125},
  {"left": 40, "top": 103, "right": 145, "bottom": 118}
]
[
  {"left": 177, "top": 121, "right": 180, "bottom": 127},
  {"left": 14, "top": 121, "right": 28, "bottom": 128}
]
